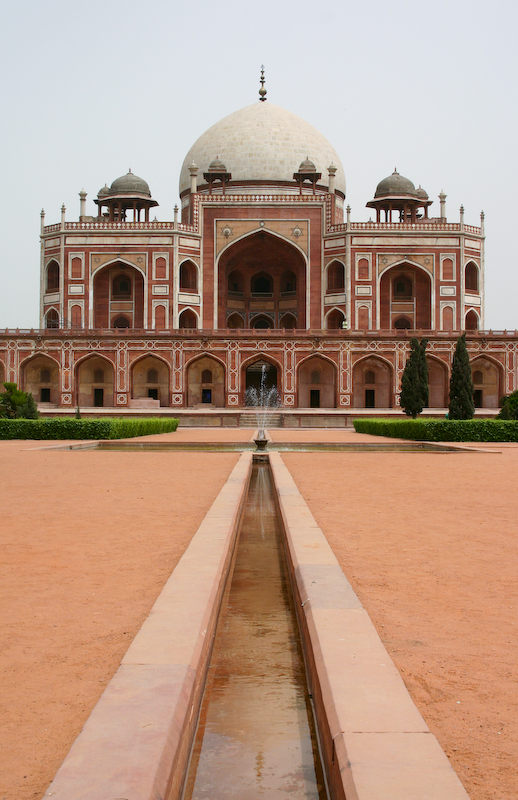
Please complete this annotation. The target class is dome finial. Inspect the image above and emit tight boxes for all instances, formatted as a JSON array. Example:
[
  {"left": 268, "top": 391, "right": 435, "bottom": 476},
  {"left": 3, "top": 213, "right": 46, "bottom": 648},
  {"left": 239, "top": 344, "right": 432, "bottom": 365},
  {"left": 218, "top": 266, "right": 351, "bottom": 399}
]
[{"left": 259, "top": 64, "right": 267, "bottom": 102}]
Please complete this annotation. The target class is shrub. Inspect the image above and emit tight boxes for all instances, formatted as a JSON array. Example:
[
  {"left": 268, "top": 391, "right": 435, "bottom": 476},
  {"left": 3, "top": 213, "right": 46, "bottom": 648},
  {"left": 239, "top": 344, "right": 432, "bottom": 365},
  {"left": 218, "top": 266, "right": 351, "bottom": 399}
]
[
  {"left": 0, "top": 382, "right": 39, "bottom": 419},
  {"left": 353, "top": 418, "right": 518, "bottom": 442},
  {"left": 0, "top": 417, "right": 179, "bottom": 440},
  {"left": 498, "top": 390, "right": 518, "bottom": 420}
]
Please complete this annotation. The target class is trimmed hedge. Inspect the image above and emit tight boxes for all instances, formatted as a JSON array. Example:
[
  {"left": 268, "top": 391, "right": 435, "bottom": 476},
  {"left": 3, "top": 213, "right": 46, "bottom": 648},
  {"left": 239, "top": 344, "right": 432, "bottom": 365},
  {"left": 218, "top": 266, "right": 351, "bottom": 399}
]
[
  {"left": 353, "top": 418, "right": 518, "bottom": 442},
  {"left": 0, "top": 417, "right": 179, "bottom": 440}
]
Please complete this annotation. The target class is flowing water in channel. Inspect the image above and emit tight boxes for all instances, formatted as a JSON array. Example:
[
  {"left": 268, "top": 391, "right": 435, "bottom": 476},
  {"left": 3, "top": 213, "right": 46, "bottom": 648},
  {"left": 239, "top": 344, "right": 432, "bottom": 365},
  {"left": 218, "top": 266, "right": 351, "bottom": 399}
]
[{"left": 181, "top": 462, "right": 328, "bottom": 800}]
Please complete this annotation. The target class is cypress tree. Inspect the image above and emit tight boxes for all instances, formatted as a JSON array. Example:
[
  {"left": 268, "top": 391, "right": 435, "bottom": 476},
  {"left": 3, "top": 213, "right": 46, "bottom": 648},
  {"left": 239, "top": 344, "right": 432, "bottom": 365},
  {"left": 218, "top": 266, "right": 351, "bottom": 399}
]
[
  {"left": 400, "top": 338, "right": 428, "bottom": 418},
  {"left": 448, "top": 334, "right": 474, "bottom": 419}
]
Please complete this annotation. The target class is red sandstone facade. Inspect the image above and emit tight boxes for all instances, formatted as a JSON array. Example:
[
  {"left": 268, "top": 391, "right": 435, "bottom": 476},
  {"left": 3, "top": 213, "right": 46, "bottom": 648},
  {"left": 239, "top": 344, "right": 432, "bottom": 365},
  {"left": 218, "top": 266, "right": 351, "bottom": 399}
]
[{"left": 1, "top": 97, "right": 515, "bottom": 412}]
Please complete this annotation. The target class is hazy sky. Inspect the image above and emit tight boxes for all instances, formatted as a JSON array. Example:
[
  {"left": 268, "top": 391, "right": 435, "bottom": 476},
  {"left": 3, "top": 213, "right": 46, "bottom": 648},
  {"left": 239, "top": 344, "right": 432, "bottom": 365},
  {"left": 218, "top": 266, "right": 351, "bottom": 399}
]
[{"left": 1, "top": 0, "right": 516, "bottom": 329}]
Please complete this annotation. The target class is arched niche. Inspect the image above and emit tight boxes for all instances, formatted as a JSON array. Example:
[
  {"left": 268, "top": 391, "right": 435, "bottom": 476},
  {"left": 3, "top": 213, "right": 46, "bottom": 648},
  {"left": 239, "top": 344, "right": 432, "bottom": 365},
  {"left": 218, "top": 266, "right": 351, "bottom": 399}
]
[
  {"left": 380, "top": 264, "right": 431, "bottom": 329},
  {"left": 45, "top": 308, "right": 60, "bottom": 329},
  {"left": 22, "top": 355, "right": 60, "bottom": 405},
  {"left": 353, "top": 357, "right": 393, "bottom": 408},
  {"left": 326, "top": 261, "right": 345, "bottom": 293},
  {"left": 93, "top": 263, "right": 144, "bottom": 329},
  {"left": 394, "top": 316, "right": 412, "bottom": 330},
  {"left": 187, "top": 356, "right": 225, "bottom": 407},
  {"left": 113, "top": 315, "right": 130, "bottom": 329},
  {"left": 250, "top": 314, "right": 273, "bottom": 329},
  {"left": 297, "top": 356, "right": 337, "bottom": 408},
  {"left": 243, "top": 358, "right": 280, "bottom": 405},
  {"left": 427, "top": 357, "right": 449, "bottom": 408},
  {"left": 465, "top": 310, "right": 479, "bottom": 330},
  {"left": 442, "top": 305, "right": 455, "bottom": 332},
  {"left": 470, "top": 357, "right": 502, "bottom": 408},
  {"left": 179, "top": 260, "right": 198, "bottom": 292},
  {"left": 131, "top": 355, "right": 170, "bottom": 406},
  {"left": 227, "top": 312, "right": 244, "bottom": 329},
  {"left": 280, "top": 313, "right": 297, "bottom": 330},
  {"left": 465, "top": 262, "right": 479, "bottom": 292},
  {"left": 46, "top": 260, "right": 60, "bottom": 292},
  {"left": 326, "top": 308, "right": 346, "bottom": 329},
  {"left": 218, "top": 230, "right": 306, "bottom": 329},
  {"left": 179, "top": 309, "right": 198, "bottom": 329},
  {"left": 76, "top": 356, "right": 115, "bottom": 408}
]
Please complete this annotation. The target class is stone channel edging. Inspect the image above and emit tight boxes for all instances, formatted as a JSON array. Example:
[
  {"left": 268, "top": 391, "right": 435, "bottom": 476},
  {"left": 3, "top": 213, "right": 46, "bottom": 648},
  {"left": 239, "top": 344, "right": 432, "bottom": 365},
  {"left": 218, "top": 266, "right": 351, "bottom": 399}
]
[
  {"left": 44, "top": 451, "right": 252, "bottom": 800},
  {"left": 268, "top": 451, "right": 471, "bottom": 800}
]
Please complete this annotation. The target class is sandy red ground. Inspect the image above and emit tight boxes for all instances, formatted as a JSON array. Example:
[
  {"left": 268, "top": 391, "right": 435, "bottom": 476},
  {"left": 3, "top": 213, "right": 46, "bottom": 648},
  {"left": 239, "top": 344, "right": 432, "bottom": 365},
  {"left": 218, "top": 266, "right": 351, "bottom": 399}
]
[
  {"left": 282, "top": 442, "right": 518, "bottom": 800},
  {"left": 1, "top": 430, "right": 517, "bottom": 800},
  {"left": 0, "top": 438, "right": 239, "bottom": 800}
]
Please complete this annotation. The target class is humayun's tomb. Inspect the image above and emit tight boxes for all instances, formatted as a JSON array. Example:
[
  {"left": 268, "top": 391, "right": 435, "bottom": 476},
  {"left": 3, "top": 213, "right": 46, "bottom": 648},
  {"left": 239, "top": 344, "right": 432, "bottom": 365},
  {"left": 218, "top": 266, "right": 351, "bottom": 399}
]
[{"left": 2, "top": 75, "right": 516, "bottom": 418}]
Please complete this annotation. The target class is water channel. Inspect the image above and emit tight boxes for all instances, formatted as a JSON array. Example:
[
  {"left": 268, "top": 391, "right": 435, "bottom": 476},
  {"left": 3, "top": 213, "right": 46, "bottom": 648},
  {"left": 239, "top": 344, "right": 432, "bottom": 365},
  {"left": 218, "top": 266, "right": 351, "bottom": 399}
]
[{"left": 181, "top": 462, "right": 328, "bottom": 800}]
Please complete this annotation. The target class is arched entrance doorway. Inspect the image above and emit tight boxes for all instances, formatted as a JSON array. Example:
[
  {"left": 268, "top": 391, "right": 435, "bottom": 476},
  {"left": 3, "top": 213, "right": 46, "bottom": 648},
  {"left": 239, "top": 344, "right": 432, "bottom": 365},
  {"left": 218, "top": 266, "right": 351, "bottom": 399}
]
[
  {"left": 297, "top": 357, "right": 337, "bottom": 408},
  {"left": 352, "top": 357, "right": 393, "bottom": 408},
  {"left": 244, "top": 359, "right": 279, "bottom": 406},
  {"left": 427, "top": 357, "right": 449, "bottom": 408},
  {"left": 131, "top": 356, "right": 170, "bottom": 407},
  {"left": 218, "top": 231, "right": 306, "bottom": 329},
  {"left": 76, "top": 356, "right": 115, "bottom": 407},
  {"left": 186, "top": 356, "right": 225, "bottom": 407},
  {"left": 471, "top": 358, "right": 502, "bottom": 408},
  {"left": 22, "top": 355, "right": 60, "bottom": 404}
]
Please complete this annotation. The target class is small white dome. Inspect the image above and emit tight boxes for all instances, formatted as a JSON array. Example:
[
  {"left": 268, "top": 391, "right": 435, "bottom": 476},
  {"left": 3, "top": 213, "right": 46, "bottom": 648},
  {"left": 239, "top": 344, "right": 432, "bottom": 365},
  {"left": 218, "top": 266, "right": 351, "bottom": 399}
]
[{"left": 179, "top": 102, "right": 345, "bottom": 196}]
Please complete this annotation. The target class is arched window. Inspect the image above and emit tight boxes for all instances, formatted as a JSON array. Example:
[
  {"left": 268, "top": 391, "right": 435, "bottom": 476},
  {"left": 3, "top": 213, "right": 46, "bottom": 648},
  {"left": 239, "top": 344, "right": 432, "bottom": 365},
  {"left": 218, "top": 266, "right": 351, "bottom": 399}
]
[
  {"left": 227, "top": 313, "right": 244, "bottom": 329},
  {"left": 326, "top": 309, "right": 346, "bottom": 329},
  {"left": 365, "top": 370, "right": 376, "bottom": 384},
  {"left": 327, "top": 261, "right": 345, "bottom": 292},
  {"left": 46, "top": 261, "right": 60, "bottom": 292},
  {"left": 280, "top": 313, "right": 297, "bottom": 330},
  {"left": 93, "top": 369, "right": 104, "bottom": 383},
  {"left": 179, "top": 261, "right": 197, "bottom": 292},
  {"left": 465, "top": 310, "right": 479, "bottom": 330},
  {"left": 251, "top": 315, "right": 273, "bottom": 329},
  {"left": 251, "top": 274, "right": 272, "bottom": 295},
  {"left": 147, "top": 368, "right": 158, "bottom": 383},
  {"left": 310, "top": 370, "right": 321, "bottom": 384},
  {"left": 465, "top": 262, "right": 479, "bottom": 292},
  {"left": 39, "top": 369, "right": 51, "bottom": 383},
  {"left": 201, "top": 369, "right": 213, "bottom": 383},
  {"left": 394, "top": 316, "right": 412, "bottom": 329},
  {"left": 393, "top": 276, "right": 412, "bottom": 299},
  {"left": 472, "top": 370, "right": 484, "bottom": 384},
  {"left": 45, "top": 309, "right": 59, "bottom": 329},
  {"left": 179, "top": 309, "right": 197, "bottom": 329},
  {"left": 228, "top": 271, "right": 244, "bottom": 294},
  {"left": 280, "top": 270, "right": 297, "bottom": 294},
  {"left": 112, "top": 274, "right": 131, "bottom": 299},
  {"left": 113, "top": 316, "right": 130, "bottom": 328}
]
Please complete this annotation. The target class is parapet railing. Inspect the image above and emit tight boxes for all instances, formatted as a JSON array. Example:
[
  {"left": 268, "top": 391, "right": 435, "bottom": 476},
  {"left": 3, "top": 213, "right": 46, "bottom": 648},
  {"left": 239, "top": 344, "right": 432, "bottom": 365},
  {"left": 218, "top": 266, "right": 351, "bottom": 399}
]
[{"left": 2, "top": 327, "right": 516, "bottom": 338}]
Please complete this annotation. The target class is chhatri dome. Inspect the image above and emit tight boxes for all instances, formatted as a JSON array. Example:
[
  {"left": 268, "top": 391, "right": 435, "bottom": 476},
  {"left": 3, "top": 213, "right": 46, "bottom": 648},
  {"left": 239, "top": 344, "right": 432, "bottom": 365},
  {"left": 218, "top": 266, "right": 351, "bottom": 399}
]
[{"left": 179, "top": 95, "right": 346, "bottom": 198}]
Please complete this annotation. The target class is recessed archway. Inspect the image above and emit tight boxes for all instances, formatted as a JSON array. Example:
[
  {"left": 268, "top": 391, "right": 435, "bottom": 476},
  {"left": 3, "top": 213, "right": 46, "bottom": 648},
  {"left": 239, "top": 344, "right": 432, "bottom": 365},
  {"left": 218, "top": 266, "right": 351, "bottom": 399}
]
[
  {"left": 380, "top": 263, "right": 432, "bottom": 329},
  {"left": 297, "top": 356, "right": 337, "bottom": 408},
  {"left": 45, "top": 308, "right": 60, "bottom": 329},
  {"left": 353, "top": 356, "right": 393, "bottom": 408},
  {"left": 93, "top": 263, "right": 144, "bottom": 329},
  {"left": 470, "top": 357, "right": 502, "bottom": 408},
  {"left": 186, "top": 356, "right": 225, "bottom": 407},
  {"left": 131, "top": 355, "right": 170, "bottom": 407},
  {"left": 46, "top": 260, "right": 60, "bottom": 292},
  {"left": 465, "top": 310, "right": 479, "bottom": 330},
  {"left": 243, "top": 358, "right": 280, "bottom": 406},
  {"left": 76, "top": 355, "right": 115, "bottom": 408},
  {"left": 22, "top": 355, "right": 60, "bottom": 405},
  {"left": 326, "top": 308, "right": 346, "bottom": 329},
  {"left": 218, "top": 230, "right": 306, "bottom": 329},
  {"left": 179, "top": 309, "right": 198, "bottom": 329},
  {"left": 427, "top": 357, "right": 449, "bottom": 408}
]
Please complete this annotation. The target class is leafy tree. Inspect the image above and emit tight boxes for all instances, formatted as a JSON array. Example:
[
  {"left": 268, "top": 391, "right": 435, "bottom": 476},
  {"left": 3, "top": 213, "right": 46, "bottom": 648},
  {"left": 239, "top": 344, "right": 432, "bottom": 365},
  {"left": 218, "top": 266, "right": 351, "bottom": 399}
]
[
  {"left": 400, "top": 338, "right": 429, "bottom": 417},
  {"left": 448, "top": 334, "right": 474, "bottom": 419},
  {"left": 497, "top": 390, "right": 518, "bottom": 419},
  {"left": 0, "top": 382, "right": 39, "bottom": 419}
]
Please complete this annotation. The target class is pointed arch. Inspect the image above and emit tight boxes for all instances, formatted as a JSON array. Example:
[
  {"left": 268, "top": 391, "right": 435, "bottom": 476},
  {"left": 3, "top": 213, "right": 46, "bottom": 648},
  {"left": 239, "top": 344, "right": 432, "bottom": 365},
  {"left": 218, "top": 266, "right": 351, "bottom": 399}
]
[
  {"left": 45, "top": 260, "right": 60, "bottom": 292},
  {"left": 179, "top": 259, "right": 199, "bottom": 292},
  {"left": 130, "top": 354, "right": 170, "bottom": 407},
  {"left": 465, "top": 261, "right": 479, "bottom": 292},
  {"left": 469, "top": 355, "right": 503, "bottom": 408},
  {"left": 179, "top": 308, "right": 199, "bottom": 329},
  {"left": 93, "top": 260, "right": 145, "bottom": 329},
  {"left": 326, "top": 260, "right": 345, "bottom": 293},
  {"left": 426, "top": 355, "right": 449, "bottom": 408},
  {"left": 20, "top": 354, "right": 60, "bottom": 405},
  {"left": 352, "top": 355, "right": 394, "bottom": 408},
  {"left": 379, "top": 261, "right": 433, "bottom": 329},
  {"left": 465, "top": 309, "right": 480, "bottom": 330},
  {"left": 227, "top": 312, "right": 245, "bottom": 329},
  {"left": 297, "top": 354, "right": 337, "bottom": 408},
  {"left": 45, "top": 308, "right": 60, "bottom": 329},
  {"left": 186, "top": 354, "right": 226, "bottom": 407},
  {"left": 325, "top": 308, "right": 346, "bottom": 329},
  {"left": 75, "top": 354, "right": 115, "bottom": 408}
]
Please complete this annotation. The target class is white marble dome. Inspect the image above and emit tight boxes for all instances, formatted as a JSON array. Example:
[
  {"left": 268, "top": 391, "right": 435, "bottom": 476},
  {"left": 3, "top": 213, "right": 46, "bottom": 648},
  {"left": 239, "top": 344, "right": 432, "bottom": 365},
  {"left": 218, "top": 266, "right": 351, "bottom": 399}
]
[{"left": 179, "top": 102, "right": 346, "bottom": 197}]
